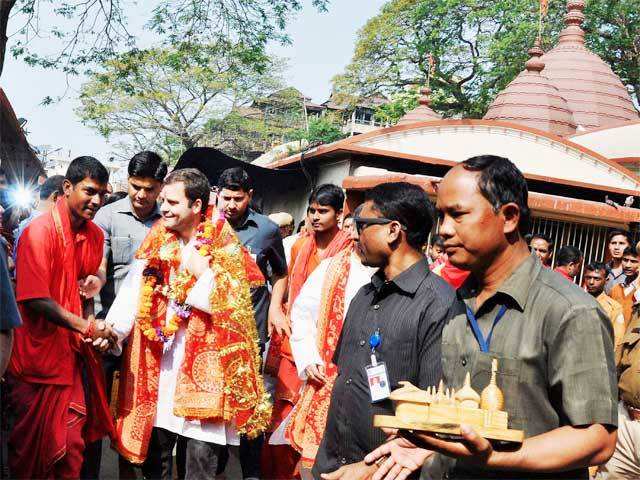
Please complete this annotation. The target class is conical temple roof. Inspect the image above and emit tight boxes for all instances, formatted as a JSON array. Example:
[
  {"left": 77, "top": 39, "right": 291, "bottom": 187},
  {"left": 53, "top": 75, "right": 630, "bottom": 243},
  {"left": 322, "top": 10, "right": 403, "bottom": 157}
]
[
  {"left": 484, "top": 39, "right": 577, "bottom": 136},
  {"left": 540, "top": 0, "right": 638, "bottom": 130},
  {"left": 397, "top": 87, "right": 442, "bottom": 125}
]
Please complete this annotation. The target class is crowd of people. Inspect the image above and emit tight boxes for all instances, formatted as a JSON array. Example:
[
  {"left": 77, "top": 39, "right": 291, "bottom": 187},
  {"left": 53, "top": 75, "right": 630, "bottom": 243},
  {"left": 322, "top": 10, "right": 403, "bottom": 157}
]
[{"left": 0, "top": 153, "right": 638, "bottom": 480}]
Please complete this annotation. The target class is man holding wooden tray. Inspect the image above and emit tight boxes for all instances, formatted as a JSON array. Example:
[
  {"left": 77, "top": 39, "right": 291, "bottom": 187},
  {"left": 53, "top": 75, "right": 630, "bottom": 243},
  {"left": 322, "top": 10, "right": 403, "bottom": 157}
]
[{"left": 366, "top": 156, "right": 619, "bottom": 480}]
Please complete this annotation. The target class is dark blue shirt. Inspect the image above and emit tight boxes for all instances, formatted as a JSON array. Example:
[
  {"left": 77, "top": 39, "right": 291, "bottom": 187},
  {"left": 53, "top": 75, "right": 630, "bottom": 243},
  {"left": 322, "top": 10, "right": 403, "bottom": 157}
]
[
  {"left": 232, "top": 209, "right": 287, "bottom": 344},
  {"left": 0, "top": 245, "right": 21, "bottom": 330}
]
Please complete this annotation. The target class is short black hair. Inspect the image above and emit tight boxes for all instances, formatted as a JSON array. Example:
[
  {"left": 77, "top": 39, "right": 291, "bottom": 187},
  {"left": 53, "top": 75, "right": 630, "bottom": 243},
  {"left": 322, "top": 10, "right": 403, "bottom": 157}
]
[
  {"left": 165, "top": 168, "right": 210, "bottom": 210},
  {"left": 365, "top": 182, "right": 434, "bottom": 250},
  {"left": 623, "top": 246, "right": 639, "bottom": 258},
  {"left": 296, "top": 219, "right": 305, "bottom": 233},
  {"left": 461, "top": 155, "right": 530, "bottom": 236},
  {"left": 343, "top": 213, "right": 353, "bottom": 221},
  {"left": 39, "top": 175, "right": 65, "bottom": 200},
  {"left": 218, "top": 167, "right": 253, "bottom": 192},
  {"left": 128, "top": 151, "right": 168, "bottom": 181},
  {"left": 309, "top": 184, "right": 344, "bottom": 212},
  {"left": 556, "top": 245, "right": 583, "bottom": 266},
  {"left": 432, "top": 234, "right": 445, "bottom": 248},
  {"left": 530, "top": 232, "right": 553, "bottom": 247},
  {"left": 352, "top": 204, "right": 364, "bottom": 218},
  {"left": 104, "top": 191, "right": 128, "bottom": 206},
  {"left": 65, "top": 156, "right": 109, "bottom": 186},
  {"left": 585, "top": 262, "right": 607, "bottom": 275},
  {"left": 608, "top": 229, "right": 631, "bottom": 244}
]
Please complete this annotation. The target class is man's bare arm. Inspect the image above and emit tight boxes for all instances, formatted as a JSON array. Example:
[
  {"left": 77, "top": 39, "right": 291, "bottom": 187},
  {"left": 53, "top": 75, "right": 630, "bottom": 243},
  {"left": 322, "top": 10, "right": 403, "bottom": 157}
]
[
  {"left": 268, "top": 273, "right": 289, "bottom": 336},
  {"left": 23, "top": 297, "right": 89, "bottom": 333}
]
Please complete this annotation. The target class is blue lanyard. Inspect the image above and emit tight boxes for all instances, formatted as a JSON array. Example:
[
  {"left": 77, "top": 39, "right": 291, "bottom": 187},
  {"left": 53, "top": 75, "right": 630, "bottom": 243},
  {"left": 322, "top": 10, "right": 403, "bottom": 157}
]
[{"left": 465, "top": 304, "right": 507, "bottom": 353}]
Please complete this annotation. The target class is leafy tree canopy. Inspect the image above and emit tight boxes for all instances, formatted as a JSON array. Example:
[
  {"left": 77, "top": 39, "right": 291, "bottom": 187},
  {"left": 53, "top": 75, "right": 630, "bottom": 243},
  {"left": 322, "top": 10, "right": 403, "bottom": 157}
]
[
  {"left": 76, "top": 43, "right": 285, "bottom": 163},
  {"left": 333, "top": 0, "right": 639, "bottom": 119},
  {"left": 1, "top": 0, "right": 330, "bottom": 77}
]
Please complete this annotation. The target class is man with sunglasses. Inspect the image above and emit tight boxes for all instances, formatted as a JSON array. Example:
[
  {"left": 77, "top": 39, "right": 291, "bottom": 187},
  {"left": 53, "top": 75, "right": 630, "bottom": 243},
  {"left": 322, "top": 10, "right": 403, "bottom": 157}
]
[
  {"left": 314, "top": 182, "right": 458, "bottom": 480},
  {"left": 365, "top": 156, "right": 617, "bottom": 480}
]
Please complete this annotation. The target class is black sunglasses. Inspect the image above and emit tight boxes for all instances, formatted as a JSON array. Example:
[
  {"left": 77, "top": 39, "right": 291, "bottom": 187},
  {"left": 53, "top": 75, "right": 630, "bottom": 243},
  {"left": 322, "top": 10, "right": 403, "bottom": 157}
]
[{"left": 353, "top": 216, "right": 407, "bottom": 234}]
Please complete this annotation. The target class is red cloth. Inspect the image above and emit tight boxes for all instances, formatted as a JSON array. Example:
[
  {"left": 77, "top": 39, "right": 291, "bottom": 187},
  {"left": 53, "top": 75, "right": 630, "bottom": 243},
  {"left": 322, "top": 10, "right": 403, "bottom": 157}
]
[
  {"left": 8, "top": 368, "right": 86, "bottom": 479},
  {"left": 8, "top": 199, "right": 114, "bottom": 478},
  {"left": 554, "top": 267, "right": 574, "bottom": 282},
  {"left": 432, "top": 258, "right": 470, "bottom": 290}
]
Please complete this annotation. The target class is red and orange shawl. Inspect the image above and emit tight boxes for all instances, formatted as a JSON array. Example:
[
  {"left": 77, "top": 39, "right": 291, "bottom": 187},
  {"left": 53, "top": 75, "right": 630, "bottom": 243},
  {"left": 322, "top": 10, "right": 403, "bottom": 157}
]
[
  {"left": 9, "top": 198, "right": 114, "bottom": 478},
  {"left": 265, "top": 229, "right": 352, "bottom": 410},
  {"left": 113, "top": 213, "right": 271, "bottom": 464},
  {"left": 286, "top": 247, "right": 352, "bottom": 468}
]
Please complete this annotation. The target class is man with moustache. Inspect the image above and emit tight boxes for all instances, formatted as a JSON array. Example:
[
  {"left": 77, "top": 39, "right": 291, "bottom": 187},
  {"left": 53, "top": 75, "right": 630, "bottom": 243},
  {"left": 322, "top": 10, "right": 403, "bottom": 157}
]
[
  {"left": 366, "top": 156, "right": 618, "bottom": 480},
  {"left": 314, "top": 182, "right": 457, "bottom": 480},
  {"left": 215, "top": 167, "right": 288, "bottom": 479},
  {"left": 606, "top": 231, "right": 632, "bottom": 293},
  {"left": 529, "top": 233, "right": 553, "bottom": 267},
  {"left": 584, "top": 262, "right": 625, "bottom": 350}
]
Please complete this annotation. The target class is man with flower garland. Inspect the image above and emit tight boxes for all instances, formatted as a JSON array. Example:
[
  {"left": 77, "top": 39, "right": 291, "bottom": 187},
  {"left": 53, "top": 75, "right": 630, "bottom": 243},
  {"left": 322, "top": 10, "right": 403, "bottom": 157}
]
[{"left": 106, "top": 168, "right": 270, "bottom": 480}]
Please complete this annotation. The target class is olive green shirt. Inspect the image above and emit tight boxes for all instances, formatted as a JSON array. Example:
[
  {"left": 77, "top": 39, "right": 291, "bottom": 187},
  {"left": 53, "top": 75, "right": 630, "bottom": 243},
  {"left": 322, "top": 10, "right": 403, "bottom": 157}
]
[
  {"left": 441, "top": 255, "right": 618, "bottom": 479},
  {"left": 618, "top": 307, "right": 640, "bottom": 409}
]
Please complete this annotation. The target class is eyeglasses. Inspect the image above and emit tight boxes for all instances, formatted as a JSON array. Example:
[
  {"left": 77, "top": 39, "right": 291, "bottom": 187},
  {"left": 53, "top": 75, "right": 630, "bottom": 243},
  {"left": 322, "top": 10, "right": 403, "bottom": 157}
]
[{"left": 353, "top": 216, "right": 407, "bottom": 235}]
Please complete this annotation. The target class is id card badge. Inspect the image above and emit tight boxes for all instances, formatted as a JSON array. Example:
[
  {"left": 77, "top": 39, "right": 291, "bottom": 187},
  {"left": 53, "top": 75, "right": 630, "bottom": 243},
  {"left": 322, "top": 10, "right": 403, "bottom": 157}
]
[{"left": 365, "top": 362, "right": 391, "bottom": 403}]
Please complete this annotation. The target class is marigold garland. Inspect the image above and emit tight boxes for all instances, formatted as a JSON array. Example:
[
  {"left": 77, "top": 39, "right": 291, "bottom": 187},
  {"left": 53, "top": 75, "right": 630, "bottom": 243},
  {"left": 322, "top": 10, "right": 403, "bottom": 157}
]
[{"left": 135, "top": 220, "right": 215, "bottom": 343}]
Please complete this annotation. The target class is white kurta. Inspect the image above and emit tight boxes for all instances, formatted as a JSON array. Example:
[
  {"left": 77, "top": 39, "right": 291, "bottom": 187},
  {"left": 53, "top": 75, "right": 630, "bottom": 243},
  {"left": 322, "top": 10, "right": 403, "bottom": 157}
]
[
  {"left": 289, "top": 251, "right": 375, "bottom": 379},
  {"left": 107, "top": 241, "right": 239, "bottom": 445},
  {"left": 270, "top": 252, "right": 375, "bottom": 445}
]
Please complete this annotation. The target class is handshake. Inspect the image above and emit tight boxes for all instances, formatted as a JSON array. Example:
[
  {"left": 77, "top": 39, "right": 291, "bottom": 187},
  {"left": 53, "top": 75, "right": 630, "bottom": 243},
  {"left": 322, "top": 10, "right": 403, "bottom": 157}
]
[{"left": 83, "top": 317, "right": 118, "bottom": 353}]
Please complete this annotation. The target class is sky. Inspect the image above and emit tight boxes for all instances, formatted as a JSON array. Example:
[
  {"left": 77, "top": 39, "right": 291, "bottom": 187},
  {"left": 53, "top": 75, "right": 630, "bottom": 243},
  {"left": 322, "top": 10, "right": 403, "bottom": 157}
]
[{"left": 2, "top": 0, "right": 387, "bottom": 161}]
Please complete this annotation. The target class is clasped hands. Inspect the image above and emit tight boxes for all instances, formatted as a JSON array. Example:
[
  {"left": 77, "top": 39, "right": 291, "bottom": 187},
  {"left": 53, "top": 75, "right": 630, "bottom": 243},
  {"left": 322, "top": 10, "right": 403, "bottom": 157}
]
[{"left": 83, "top": 317, "right": 117, "bottom": 353}]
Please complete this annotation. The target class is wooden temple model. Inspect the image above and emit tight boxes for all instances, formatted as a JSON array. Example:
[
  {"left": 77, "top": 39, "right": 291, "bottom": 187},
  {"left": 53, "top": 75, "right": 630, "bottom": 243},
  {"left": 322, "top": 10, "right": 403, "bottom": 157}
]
[{"left": 374, "top": 359, "right": 524, "bottom": 443}]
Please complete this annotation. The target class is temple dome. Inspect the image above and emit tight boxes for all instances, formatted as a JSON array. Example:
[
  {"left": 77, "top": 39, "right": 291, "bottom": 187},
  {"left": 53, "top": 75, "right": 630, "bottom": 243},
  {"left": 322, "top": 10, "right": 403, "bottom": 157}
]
[
  {"left": 397, "top": 87, "right": 442, "bottom": 125},
  {"left": 484, "top": 40, "right": 577, "bottom": 136},
  {"left": 540, "top": 0, "right": 638, "bottom": 130}
]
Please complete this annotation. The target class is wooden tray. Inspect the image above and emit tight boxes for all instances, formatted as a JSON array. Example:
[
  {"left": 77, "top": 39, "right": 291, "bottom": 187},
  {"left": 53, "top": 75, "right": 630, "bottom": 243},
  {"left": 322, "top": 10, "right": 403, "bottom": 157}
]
[{"left": 374, "top": 414, "right": 524, "bottom": 444}]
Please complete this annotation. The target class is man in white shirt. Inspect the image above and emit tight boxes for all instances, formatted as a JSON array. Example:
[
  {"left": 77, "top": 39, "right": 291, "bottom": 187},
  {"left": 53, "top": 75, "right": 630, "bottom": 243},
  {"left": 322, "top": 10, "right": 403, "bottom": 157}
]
[{"left": 107, "top": 169, "right": 269, "bottom": 480}]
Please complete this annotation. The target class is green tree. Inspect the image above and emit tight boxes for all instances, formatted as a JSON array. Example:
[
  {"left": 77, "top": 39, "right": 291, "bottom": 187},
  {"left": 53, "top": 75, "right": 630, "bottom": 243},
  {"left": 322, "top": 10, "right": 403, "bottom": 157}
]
[
  {"left": 374, "top": 88, "right": 419, "bottom": 124},
  {"left": 1, "top": 0, "right": 329, "bottom": 78},
  {"left": 298, "top": 115, "right": 346, "bottom": 144},
  {"left": 206, "top": 87, "right": 310, "bottom": 161},
  {"left": 76, "top": 43, "right": 284, "bottom": 162},
  {"left": 334, "top": 0, "right": 639, "bottom": 119}
]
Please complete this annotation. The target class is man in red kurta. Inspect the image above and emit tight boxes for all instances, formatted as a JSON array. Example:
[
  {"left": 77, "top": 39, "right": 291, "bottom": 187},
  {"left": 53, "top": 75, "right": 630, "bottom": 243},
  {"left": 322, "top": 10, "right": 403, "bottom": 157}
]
[{"left": 7, "top": 156, "right": 115, "bottom": 479}]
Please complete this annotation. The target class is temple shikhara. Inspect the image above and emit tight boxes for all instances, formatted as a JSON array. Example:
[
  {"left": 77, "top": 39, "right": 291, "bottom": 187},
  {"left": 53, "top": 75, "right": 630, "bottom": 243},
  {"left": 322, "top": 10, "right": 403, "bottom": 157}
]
[{"left": 262, "top": 0, "right": 640, "bottom": 274}]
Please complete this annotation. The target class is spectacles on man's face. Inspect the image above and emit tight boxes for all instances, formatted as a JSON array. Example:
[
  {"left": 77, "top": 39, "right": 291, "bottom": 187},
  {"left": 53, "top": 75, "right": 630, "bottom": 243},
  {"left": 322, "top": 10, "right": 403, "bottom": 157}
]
[{"left": 353, "top": 216, "right": 406, "bottom": 235}]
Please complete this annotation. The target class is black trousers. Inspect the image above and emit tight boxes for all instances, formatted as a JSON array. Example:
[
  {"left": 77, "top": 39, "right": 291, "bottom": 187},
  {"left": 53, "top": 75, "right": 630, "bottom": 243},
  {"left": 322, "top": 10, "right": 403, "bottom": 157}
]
[
  {"left": 143, "top": 427, "right": 224, "bottom": 480},
  {"left": 215, "top": 434, "right": 264, "bottom": 479}
]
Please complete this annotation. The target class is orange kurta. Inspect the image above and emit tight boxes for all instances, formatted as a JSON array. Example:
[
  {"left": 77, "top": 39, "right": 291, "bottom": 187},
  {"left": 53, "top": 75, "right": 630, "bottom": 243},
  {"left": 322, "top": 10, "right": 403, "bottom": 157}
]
[{"left": 610, "top": 282, "right": 638, "bottom": 333}]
